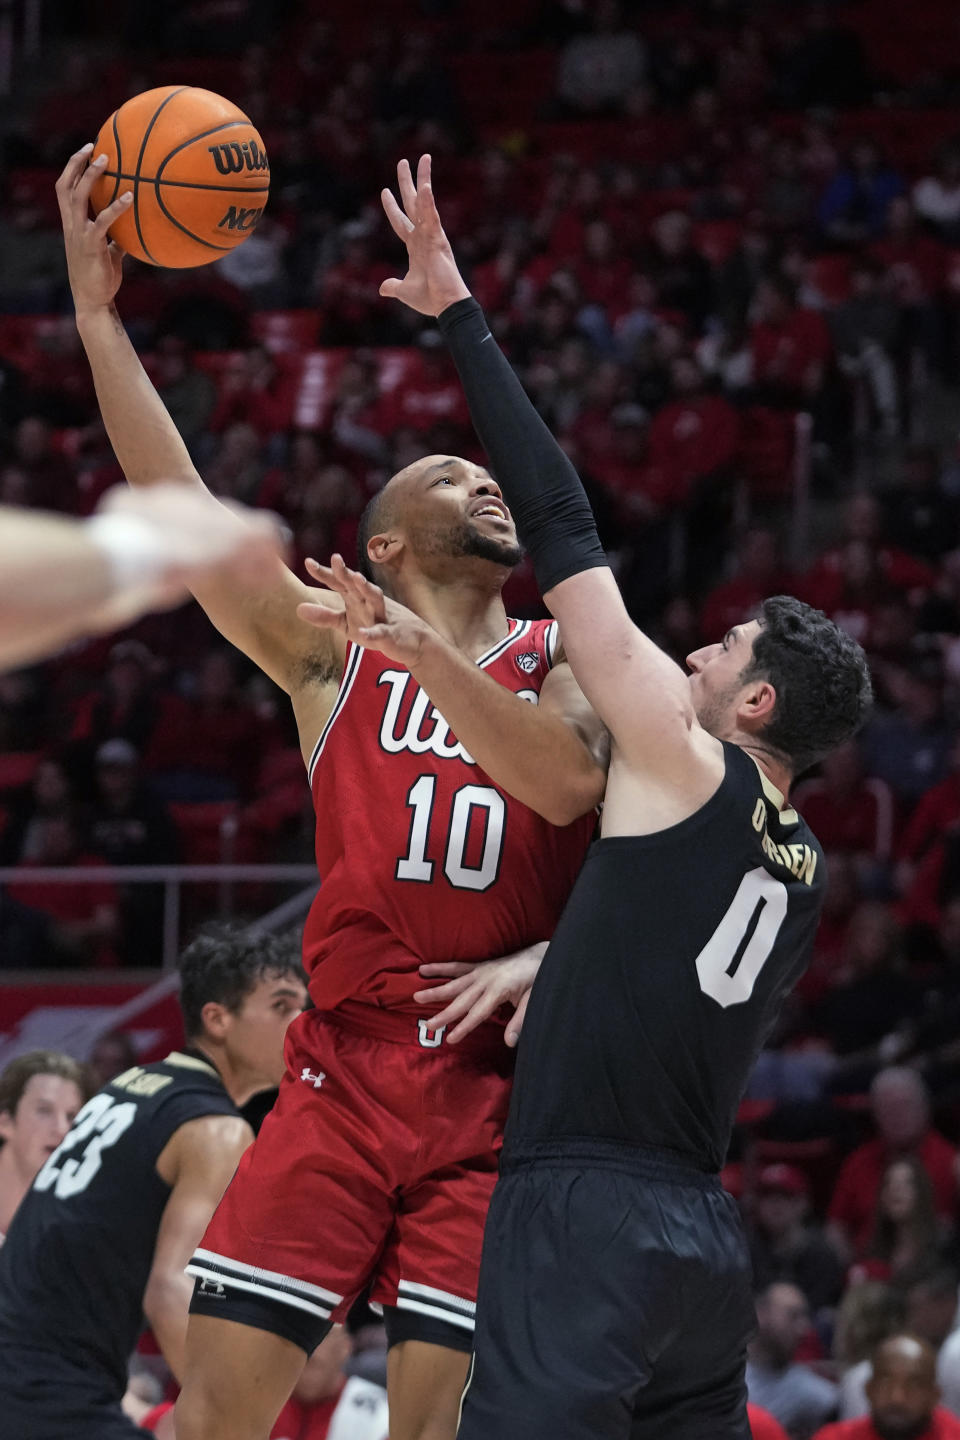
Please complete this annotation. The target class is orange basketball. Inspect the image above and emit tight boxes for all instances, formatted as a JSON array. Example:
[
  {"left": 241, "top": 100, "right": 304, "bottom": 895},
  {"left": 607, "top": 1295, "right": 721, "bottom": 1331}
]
[{"left": 89, "top": 85, "right": 270, "bottom": 269}]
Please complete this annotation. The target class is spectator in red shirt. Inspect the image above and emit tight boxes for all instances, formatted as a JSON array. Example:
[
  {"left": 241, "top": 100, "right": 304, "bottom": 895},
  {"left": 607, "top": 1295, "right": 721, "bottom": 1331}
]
[
  {"left": 804, "top": 494, "right": 935, "bottom": 609},
  {"left": 750, "top": 274, "right": 833, "bottom": 403},
  {"left": 8, "top": 814, "right": 119, "bottom": 967},
  {"left": 794, "top": 740, "right": 894, "bottom": 868},
  {"left": 207, "top": 347, "right": 295, "bottom": 440},
  {"left": 645, "top": 354, "right": 742, "bottom": 507},
  {"left": 813, "top": 1335, "right": 960, "bottom": 1440},
  {"left": 700, "top": 527, "right": 790, "bottom": 641},
  {"left": 852, "top": 1157, "right": 951, "bottom": 1287},
  {"left": 827, "top": 1068, "right": 958, "bottom": 1264},
  {"left": 316, "top": 224, "right": 393, "bottom": 345}
]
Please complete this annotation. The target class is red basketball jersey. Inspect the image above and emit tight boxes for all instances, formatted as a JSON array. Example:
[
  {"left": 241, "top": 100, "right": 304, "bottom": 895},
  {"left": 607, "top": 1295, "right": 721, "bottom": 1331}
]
[{"left": 302, "top": 619, "right": 596, "bottom": 1013}]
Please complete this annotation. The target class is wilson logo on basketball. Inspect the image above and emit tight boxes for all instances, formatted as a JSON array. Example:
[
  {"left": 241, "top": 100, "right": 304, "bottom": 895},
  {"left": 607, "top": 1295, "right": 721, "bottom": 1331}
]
[
  {"left": 207, "top": 138, "right": 270, "bottom": 176},
  {"left": 218, "top": 206, "right": 264, "bottom": 232},
  {"left": 515, "top": 652, "right": 539, "bottom": 673}
]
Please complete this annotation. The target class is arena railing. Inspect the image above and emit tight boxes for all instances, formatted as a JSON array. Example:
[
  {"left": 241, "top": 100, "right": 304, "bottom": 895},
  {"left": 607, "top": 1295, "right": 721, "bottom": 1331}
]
[{"left": 0, "top": 862, "right": 319, "bottom": 969}]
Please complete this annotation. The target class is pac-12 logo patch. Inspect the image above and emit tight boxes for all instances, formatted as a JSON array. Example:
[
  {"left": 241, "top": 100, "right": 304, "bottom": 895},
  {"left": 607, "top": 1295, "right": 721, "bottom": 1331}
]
[{"left": 515, "top": 651, "right": 539, "bottom": 674}]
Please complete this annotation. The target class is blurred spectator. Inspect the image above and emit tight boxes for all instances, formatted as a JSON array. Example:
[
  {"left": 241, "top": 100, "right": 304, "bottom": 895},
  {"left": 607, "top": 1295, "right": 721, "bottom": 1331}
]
[
  {"left": 829, "top": 260, "right": 901, "bottom": 438},
  {"left": 827, "top": 1069, "right": 958, "bottom": 1263},
  {"left": 148, "top": 648, "right": 272, "bottom": 802},
  {"left": 0, "top": 886, "right": 58, "bottom": 968},
  {"left": 748, "top": 1163, "right": 845, "bottom": 1311},
  {"left": 88, "top": 738, "right": 179, "bottom": 963},
  {"left": 746, "top": 1281, "right": 839, "bottom": 1439},
  {"left": 318, "top": 224, "right": 394, "bottom": 345},
  {"left": 270, "top": 1324, "right": 389, "bottom": 1440},
  {"left": 902, "top": 1266, "right": 960, "bottom": 1356},
  {"left": 813, "top": 903, "right": 919, "bottom": 1059},
  {"left": 812, "top": 1335, "right": 960, "bottom": 1440},
  {"left": 644, "top": 354, "right": 741, "bottom": 509},
  {"left": 153, "top": 336, "right": 217, "bottom": 455},
  {"left": 0, "top": 1051, "right": 87, "bottom": 1241},
  {"left": 204, "top": 421, "right": 269, "bottom": 504},
  {"left": 0, "top": 756, "right": 77, "bottom": 866},
  {"left": 7, "top": 812, "right": 118, "bottom": 965},
  {"left": 69, "top": 640, "right": 191, "bottom": 765},
  {"left": 207, "top": 348, "right": 294, "bottom": 440},
  {"left": 10, "top": 416, "right": 76, "bottom": 512},
  {"left": 555, "top": 0, "right": 646, "bottom": 117},
  {"left": 700, "top": 528, "right": 792, "bottom": 643},
  {"left": 818, "top": 142, "right": 905, "bottom": 247},
  {"left": 215, "top": 217, "right": 288, "bottom": 308},
  {"left": 794, "top": 741, "right": 894, "bottom": 869},
  {"left": 750, "top": 275, "right": 833, "bottom": 405},
  {"left": 0, "top": 184, "right": 68, "bottom": 314},
  {"left": 853, "top": 1157, "right": 952, "bottom": 1285},
  {"left": 374, "top": 330, "right": 471, "bottom": 435},
  {"left": 862, "top": 661, "right": 953, "bottom": 809},
  {"left": 774, "top": 4, "right": 869, "bottom": 109},
  {"left": 880, "top": 449, "right": 959, "bottom": 566},
  {"left": 86, "top": 1030, "right": 138, "bottom": 1091},
  {"left": 833, "top": 1282, "right": 906, "bottom": 1421},
  {"left": 914, "top": 144, "right": 960, "bottom": 243},
  {"left": 761, "top": 142, "right": 816, "bottom": 234},
  {"left": 375, "top": 32, "right": 459, "bottom": 135},
  {"left": 644, "top": 210, "right": 715, "bottom": 331}
]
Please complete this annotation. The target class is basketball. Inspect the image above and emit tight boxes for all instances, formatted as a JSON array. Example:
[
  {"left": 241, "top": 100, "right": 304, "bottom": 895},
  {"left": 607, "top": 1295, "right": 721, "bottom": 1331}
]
[{"left": 89, "top": 85, "right": 270, "bottom": 269}]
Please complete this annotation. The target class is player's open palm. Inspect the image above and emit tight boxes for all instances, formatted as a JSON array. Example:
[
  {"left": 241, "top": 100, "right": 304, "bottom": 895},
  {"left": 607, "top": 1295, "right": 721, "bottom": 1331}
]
[
  {"left": 298, "top": 553, "right": 434, "bottom": 667},
  {"left": 379, "top": 155, "right": 471, "bottom": 318},
  {"left": 55, "top": 144, "right": 132, "bottom": 313},
  {"left": 414, "top": 943, "right": 549, "bottom": 1047}
]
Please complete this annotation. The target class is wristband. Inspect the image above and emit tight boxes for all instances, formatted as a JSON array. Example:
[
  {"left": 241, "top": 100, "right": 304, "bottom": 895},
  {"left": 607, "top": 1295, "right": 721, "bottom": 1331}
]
[{"left": 86, "top": 511, "right": 175, "bottom": 597}]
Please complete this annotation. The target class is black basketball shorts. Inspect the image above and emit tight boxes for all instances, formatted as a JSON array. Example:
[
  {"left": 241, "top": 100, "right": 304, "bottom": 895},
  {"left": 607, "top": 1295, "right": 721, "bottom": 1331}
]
[{"left": 456, "top": 1140, "right": 756, "bottom": 1440}]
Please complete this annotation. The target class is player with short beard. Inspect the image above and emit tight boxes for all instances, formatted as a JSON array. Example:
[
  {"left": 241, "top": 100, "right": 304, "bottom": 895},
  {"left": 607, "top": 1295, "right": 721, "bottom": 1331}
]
[{"left": 56, "top": 143, "right": 608, "bottom": 1440}]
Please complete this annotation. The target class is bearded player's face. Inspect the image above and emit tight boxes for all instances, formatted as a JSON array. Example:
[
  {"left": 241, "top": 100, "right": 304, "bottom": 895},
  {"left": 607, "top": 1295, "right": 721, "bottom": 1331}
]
[{"left": 398, "top": 456, "right": 522, "bottom": 571}]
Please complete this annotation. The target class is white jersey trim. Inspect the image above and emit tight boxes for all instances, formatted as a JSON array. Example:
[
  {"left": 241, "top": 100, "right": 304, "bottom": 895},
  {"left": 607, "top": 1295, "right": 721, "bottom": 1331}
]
[
  {"left": 545, "top": 620, "right": 559, "bottom": 669},
  {"left": 394, "top": 1296, "right": 475, "bottom": 1330},
  {"left": 191, "top": 1246, "right": 343, "bottom": 1305},
  {"left": 307, "top": 643, "right": 364, "bottom": 785},
  {"left": 398, "top": 1279, "right": 476, "bottom": 1314},
  {"left": 187, "top": 1263, "right": 335, "bottom": 1321},
  {"left": 477, "top": 619, "right": 531, "bottom": 670}
]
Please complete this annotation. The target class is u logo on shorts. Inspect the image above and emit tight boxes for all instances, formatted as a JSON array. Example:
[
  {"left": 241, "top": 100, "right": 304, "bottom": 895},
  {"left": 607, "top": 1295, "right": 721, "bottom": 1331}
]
[{"left": 417, "top": 1019, "right": 447, "bottom": 1048}]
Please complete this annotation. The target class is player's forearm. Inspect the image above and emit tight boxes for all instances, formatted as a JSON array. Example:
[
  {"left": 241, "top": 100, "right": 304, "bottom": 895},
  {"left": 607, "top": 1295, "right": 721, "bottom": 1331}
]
[
  {"left": 142, "top": 1270, "right": 192, "bottom": 1383},
  {"left": 410, "top": 631, "right": 601, "bottom": 825},
  {"left": 436, "top": 297, "right": 606, "bottom": 594},
  {"left": 74, "top": 304, "right": 202, "bottom": 491}
]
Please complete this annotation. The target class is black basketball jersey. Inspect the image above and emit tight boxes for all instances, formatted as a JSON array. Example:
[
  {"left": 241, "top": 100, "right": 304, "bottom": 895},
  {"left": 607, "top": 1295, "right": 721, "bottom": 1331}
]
[
  {"left": 507, "top": 742, "right": 825, "bottom": 1172},
  {"left": 0, "top": 1051, "right": 238, "bottom": 1390}
]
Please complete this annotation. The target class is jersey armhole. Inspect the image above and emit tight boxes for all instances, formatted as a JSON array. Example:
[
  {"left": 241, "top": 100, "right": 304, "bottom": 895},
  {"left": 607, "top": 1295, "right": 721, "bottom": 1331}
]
[
  {"left": 544, "top": 620, "right": 560, "bottom": 670},
  {"left": 307, "top": 642, "right": 365, "bottom": 784}
]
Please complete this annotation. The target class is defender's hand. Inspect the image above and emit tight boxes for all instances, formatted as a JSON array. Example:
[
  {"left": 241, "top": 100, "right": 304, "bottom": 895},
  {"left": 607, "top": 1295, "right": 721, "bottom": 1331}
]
[
  {"left": 55, "top": 143, "right": 132, "bottom": 315},
  {"left": 379, "top": 155, "right": 471, "bottom": 318},
  {"left": 298, "top": 553, "right": 434, "bottom": 667},
  {"left": 414, "top": 943, "right": 549, "bottom": 1047}
]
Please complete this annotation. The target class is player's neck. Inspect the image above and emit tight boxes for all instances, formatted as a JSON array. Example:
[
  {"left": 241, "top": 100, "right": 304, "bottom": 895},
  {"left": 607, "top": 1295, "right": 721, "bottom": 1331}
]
[
  {"left": 188, "top": 1040, "right": 267, "bottom": 1110},
  {"left": 735, "top": 738, "right": 793, "bottom": 805},
  {"left": 398, "top": 572, "right": 510, "bottom": 660}
]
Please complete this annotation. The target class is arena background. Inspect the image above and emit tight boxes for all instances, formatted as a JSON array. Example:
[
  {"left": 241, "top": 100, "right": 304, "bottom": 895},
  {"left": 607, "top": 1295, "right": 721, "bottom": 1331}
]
[{"left": 4, "top": 0, "right": 960, "bottom": 1335}]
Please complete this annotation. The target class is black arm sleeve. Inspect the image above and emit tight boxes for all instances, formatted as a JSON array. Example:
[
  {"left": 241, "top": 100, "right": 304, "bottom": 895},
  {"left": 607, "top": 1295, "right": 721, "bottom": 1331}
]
[{"left": 437, "top": 297, "right": 607, "bottom": 594}]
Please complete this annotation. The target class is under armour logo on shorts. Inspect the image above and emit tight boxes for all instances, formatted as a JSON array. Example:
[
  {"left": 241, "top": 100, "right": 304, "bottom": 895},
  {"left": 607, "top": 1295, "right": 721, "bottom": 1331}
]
[{"left": 300, "top": 1067, "right": 326, "bottom": 1088}]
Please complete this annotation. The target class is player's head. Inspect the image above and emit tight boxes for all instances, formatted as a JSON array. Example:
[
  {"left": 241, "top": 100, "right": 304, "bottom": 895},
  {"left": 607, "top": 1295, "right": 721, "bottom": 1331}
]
[
  {"left": 356, "top": 455, "right": 521, "bottom": 594},
  {"left": 866, "top": 1335, "right": 940, "bottom": 1440},
  {"left": 178, "top": 924, "right": 307, "bottom": 1094},
  {"left": 686, "top": 595, "right": 873, "bottom": 778},
  {"left": 0, "top": 1050, "right": 89, "bottom": 1179}
]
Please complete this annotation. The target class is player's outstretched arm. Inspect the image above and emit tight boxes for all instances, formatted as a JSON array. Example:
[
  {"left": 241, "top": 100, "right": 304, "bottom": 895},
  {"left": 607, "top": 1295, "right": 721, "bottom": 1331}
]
[
  {"left": 144, "top": 1112, "right": 253, "bottom": 1384},
  {"left": 379, "top": 158, "right": 713, "bottom": 784},
  {"left": 55, "top": 145, "right": 342, "bottom": 694},
  {"left": 0, "top": 487, "right": 283, "bottom": 671},
  {"left": 299, "top": 554, "right": 607, "bottom": 825}
]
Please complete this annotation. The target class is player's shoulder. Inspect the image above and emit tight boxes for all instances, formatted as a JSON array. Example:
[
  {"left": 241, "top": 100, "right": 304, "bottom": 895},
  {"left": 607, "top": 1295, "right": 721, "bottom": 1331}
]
[{"left": 493, "top": 617, "right": 559, "bottom": 680}]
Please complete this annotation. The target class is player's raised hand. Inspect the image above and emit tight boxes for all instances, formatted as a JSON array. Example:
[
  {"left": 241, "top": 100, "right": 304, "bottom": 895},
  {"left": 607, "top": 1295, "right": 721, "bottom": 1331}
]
[
  {"left": 298, "top": 553, "right": 435, "bottom": 666},
  {"left": 414, "top": 943, "right": 549, "bottom": 1047},
  {"left": 56, "top": 144, "right": 132, "bottom": 315},
  {"left": 379, "top": 155, "right": 471, "bottom": 317}
]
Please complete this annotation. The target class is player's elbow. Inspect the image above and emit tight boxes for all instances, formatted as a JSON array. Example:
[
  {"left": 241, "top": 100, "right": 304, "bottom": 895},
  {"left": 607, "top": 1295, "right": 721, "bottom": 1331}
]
[{"left": 541, "top": 767, "right": 606, "bottom": 827}]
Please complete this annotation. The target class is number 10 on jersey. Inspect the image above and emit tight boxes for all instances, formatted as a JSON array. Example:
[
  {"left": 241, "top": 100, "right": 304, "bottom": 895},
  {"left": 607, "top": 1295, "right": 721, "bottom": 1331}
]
[{"left": 396, "top": 776, "right": 506, "bottom": 892}]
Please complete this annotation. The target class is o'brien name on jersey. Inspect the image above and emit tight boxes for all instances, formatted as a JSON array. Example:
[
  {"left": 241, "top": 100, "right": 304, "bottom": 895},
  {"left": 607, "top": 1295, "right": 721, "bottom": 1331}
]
[{"left": 751, "top": 798, "right": 818, "bottom": 886}]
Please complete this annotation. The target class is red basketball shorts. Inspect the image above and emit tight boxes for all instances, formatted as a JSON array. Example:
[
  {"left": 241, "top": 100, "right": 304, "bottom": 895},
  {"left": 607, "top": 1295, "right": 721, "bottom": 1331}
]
[{"left": 188, "top": 1004, "right": 514, "bottom": 1354}]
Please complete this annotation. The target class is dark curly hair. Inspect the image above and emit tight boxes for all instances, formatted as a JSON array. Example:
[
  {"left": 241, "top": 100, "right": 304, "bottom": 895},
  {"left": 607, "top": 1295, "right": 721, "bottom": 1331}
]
[
  {"left": 740, "top": 595, "right": 873, "bottom": 776},
  {"left": 177, "top": 923, "right": 306, "bottom": 1040}
]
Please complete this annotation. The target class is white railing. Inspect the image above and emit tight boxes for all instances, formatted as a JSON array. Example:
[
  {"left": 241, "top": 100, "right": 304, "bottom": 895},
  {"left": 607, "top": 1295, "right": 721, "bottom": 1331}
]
[{"left": 0, "top": 863, "right": 318, "bottom": 969}]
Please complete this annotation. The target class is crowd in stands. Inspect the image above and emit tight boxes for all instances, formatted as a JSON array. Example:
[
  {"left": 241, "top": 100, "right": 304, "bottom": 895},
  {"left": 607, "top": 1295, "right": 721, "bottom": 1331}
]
[{"left": 5, "top": 1, "right": 960, "bottom": 1431}]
